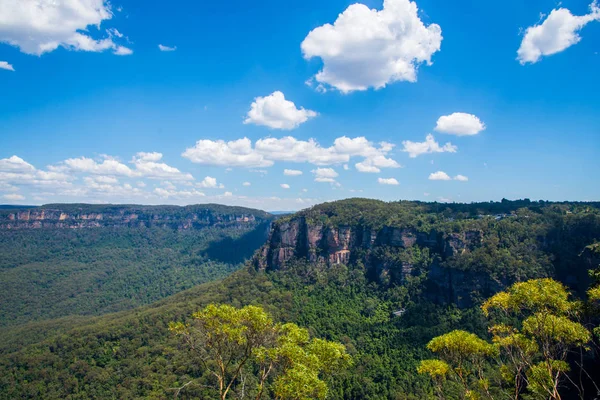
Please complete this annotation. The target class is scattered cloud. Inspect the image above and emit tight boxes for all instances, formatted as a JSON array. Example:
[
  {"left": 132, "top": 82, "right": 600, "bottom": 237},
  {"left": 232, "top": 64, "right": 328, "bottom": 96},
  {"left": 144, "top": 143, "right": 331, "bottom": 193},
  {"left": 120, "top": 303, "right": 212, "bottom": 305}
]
[
  {"left": 183, "top": 135, "right": 400, "bottom": 170},
  {"left": 435, "top": 113, "right": 486, "bottom": 136},
  {"left": 280, "top": 184, "right": 290, "bottom": 189},
  {"left": 454, "top": 174, "right": 469, "bottom": 181},
  {"left": 0, "top": 155, "right": 71, "bottom": 188},
  {"left": 154, "top": 187, "right": 205, "bottom": 199},
  {"left": 197, "top": 176, "right": 224, "bottom": 189},
  {"left": 0, "top": 0, "right": 132, "bottom": 56},
  {"left": 378, "top": 177, "right": 399, "bottom": 185},
  {"left": 2, "top": 193, "right": 25, "bottom": 201},
  {"left": 244, "top": 91, "right": 317, "bottom": 130},
  {"left": 114, "top": 46, "right": 133, "bottom": 56},
  {"left": 182, "top": 138, "right": 273, "bottom": 168},
  {"left": 518, "top": 2, "right": 600, "bottom": 64},
  {"left": 402, "top": 134, "right": 457, "bottom": 158},
  {"left": 312, "top": 168, "right": 338, "bottom": 183},
  {"left": 429, "top": 171, "right": 451, "bottom": 180},
  {"left": 0, "top": 61, "right": 14, "bottom": 71},
  {"left": 284, "top": 169, "right": 303, "bottom": 176},
  {"left": 130, "top": 153, "right": 194, "bottom": 180},
  {"left": 301, "top": 0, "right": 442, "bottom": 93},
  {"left": 242, "top": 181, "right": 251, "bottom": 186},
  {"left": 158, "top": 44, "right": 177, "bottom": 51}
]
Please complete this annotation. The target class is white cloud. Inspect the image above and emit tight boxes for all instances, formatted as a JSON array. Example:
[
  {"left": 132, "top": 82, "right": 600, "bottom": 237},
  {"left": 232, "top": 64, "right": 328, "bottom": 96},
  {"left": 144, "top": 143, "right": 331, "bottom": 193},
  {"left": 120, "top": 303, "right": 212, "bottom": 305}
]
[
  {"left": 242, "top": 181, "right": 251, "bottom": 186},
  {"left": 518, "top": 2, "right": 600, "bottom": 64},
  {"left": 343, "top": 164, "right": 349, "bottom": 170},
  {"left": 280, "top": 184, "right": 290, "bottom": 189},
  {"left": 435, "top": 113, "right": 486, "bottom": 136},
  {"left": 244, "top": 91, "right": 318, "bottom": 130},
  {"left": 113, "top": 46, "right": 133, "bottom": 56},
  {"left": 53, "top": 153, "right": 193, "bottom": 181},
  {"left": 256, "top": 137, "right": 346, "bottom": 164},
  {"left": 0, "top": 61, "right": 14, "bottom": 71},
  {"left": 0, "top": 155, "right": 71, "bottom": 188},
  {"left": 284, "top": 169, "right": 303, "bottom": 176},
  {"left": 378, "top": 177, "right": 399, "bottom": 185},
  {"left": 90, "top": 175, "right": 118, "bottom": 184},
  {"left": 312, "top": 168, "right": 338, "bottom": 183},
  {"left": 154, "top": 187, "right": 205, "bottom": 199},
  {"left": 0, "top": 155, "right": 35, "bottom": 172},
  {"left": 0, "top": 0, "right": 132, "bottom": 56},
  {"left": 429, "top": 171, "right": 451, "bottom": 181},
  {"left": 59, "top": 157, "right": 136, "bottom": 176},
  {"left": 183, "top": 135, "right": 400, "bottom": 170},
  {"left": 2, "top": 193, "right": 25, "bottom": 201},
  {"left": 355, "top": 162, "right": 381, "bottom": 173},
  {"left": 158, "top": 44, "right": 176, "bottom": 51},
  {"left": 182, "top": 138, "right": 273, "bottom": 168},
  {"left": 301, "top": 0, "right": 442, "bottom": 93},
  {"left": 197, "top": 176, "right": 224, "bottom": 189},
  {"left": 131, "top": 152, "right": 194, "bottom": 180},
  {"left": 223, "top": 191, "right": 233, "bottom": 197},
  {"left": 454, "top": 174, "right": 469, "bottom": 181},
  {"left": 401, "top": 134, "right": 457, "bottom": 158}
]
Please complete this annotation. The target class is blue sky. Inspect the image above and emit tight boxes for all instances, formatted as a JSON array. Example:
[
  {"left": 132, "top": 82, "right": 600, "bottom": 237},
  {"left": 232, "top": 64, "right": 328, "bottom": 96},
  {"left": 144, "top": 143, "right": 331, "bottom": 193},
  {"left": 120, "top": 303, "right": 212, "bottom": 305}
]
[{"left": 0, "top": 0, "right": 599, "bottom": 210}]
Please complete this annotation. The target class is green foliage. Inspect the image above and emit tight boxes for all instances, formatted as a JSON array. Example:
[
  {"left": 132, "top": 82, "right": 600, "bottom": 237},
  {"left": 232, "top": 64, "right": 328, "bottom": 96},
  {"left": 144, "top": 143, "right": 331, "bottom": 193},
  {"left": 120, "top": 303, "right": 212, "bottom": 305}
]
[
  {"left": 1, "top": 199, "right": 600, "bottom": 399},
  {"left": 0, "top": 216, "right": 270, "bottom": 328},
  {"left": 417, "top": 359, "right": 450, "bottom": 378},
  {"left": 170, "top": 304, "right": 351, "bottom": 400}
]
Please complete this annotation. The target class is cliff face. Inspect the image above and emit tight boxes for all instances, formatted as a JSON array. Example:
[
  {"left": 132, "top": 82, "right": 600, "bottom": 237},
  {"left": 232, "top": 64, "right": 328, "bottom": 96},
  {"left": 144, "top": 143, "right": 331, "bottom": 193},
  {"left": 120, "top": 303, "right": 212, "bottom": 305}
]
[
  {"left": 253, "top": 216, "right": 503, "bottom": 307},
  {"left": 0, "top": 205, "right": 269, "bottom": 230}
]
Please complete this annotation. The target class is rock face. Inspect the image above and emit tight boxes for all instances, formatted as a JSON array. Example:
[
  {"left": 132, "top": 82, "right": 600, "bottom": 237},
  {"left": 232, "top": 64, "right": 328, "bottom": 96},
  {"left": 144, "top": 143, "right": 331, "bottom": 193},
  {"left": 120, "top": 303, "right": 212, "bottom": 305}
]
[
  {"left": 0, "top": 205, "right": 269, "bottom": 230},
  {"left": 254, "top": 216, "right": 492, "bottom": 307}
]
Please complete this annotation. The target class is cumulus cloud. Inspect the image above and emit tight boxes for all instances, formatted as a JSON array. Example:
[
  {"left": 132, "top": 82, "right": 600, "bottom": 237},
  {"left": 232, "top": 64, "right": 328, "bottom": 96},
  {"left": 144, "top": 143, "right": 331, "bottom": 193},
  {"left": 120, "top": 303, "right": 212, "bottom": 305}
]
[
  {"left": 435, "top": 113, "right": 486, "bottom": 136},
  {"left": 0, "top": 0, "right": 132, "bottom": 56},
  {"left": 401, "top": 134, "right": 457, "bottom": 158},
  {"left": 312, "top": 168, "right": 338, "bottom": 183},
  {"left": 131, "top": 153, "right": 193, "bottom": 180},
  {"left": 0, "top": 61, "right": 14, "bottom": 71},
  {"left": 280, "top": 184, "right": 290, "bottom": 189},
  {"left": 454, "top": 174, "right": 469, "bottom": 181},
  {"left": 2, "top": 193, "right": 25, "bottom": 201},
  {"left": 518, "top": 2, "right": 600, "bottom": 64},
  {"left": 378, "top": 177, "right": 399, "bottom": 185},
  {"left": 244, "top": 91, "right": 318, "bottom": 130},
  {"left": 284, "top": 169, "right": 303, "bottom": 176},
  {"left": 301, "top": 0, "right": 442, "bottom": 93},
  {"left": 0, "top": 155, "right": 71, "bottom": 188},
  {"left": 158, "top": 44, "right": 176, "bottom": 51},
  {"left": 154, "top": 187, "right": 205, "bottom": 199},
  {"left": 182, "top": 138, "right": 273, "bottom": 168},
  {"left": 197, "top": 176, "right": 224, "bottom": 189},
  {"left": 52, "top": 153, "right": 193, "bottom": 181},
  {"left": 183, "top": 136, "right": 400, "bottom": 170},
  {"left": 429, "top": 171, "right": 451, "bottom": 180},
  {"left": 242, "top": 182, "right": 251, "bottom": 186}
]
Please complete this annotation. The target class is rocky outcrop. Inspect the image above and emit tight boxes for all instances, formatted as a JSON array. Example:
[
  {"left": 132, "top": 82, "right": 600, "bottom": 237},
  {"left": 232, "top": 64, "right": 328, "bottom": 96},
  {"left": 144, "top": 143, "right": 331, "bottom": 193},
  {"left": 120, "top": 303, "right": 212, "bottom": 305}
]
[
  {"left": 0, "top": 205, "right": 268, "bottom": 230},
  {"left": 253, "top": 215, "right": 492, "bottom": 306}
]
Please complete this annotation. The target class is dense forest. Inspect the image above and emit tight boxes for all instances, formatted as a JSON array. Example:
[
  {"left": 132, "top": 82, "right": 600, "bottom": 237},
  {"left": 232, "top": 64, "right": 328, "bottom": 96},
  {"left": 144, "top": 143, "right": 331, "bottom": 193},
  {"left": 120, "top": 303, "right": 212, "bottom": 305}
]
[
  {"left": 1, "top": 199, "right": 599, "bottom": 399},
  {"left": 0, "top": 204, "right": 273, "bottom": 328}
]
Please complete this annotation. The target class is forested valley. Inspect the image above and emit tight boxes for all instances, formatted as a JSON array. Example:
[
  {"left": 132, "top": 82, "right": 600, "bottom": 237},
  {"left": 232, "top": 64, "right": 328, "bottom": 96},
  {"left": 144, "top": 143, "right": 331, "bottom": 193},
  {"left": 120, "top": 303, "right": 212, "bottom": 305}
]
[{"left": 1, "top": 199, "right": 600, "bottom": 399}]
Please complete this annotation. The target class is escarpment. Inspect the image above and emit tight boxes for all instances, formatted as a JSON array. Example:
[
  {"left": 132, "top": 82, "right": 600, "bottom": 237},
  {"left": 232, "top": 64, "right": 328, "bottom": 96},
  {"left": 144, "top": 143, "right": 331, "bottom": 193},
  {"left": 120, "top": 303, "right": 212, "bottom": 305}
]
[
  {"left": 253, "top": 215, "right": 495, "bottom": 306},
  {"left": 253, "top": 199, "right": 600, "bottom": 307},
  {"left": 0, "top": 204, "right": 272, "bottom": 230}
]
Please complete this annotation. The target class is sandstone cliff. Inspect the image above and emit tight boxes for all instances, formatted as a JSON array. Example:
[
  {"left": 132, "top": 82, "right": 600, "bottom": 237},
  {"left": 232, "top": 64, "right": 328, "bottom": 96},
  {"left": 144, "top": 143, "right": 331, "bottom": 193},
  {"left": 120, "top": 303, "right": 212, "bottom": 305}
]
[
  {"left": 253, "top": 213, "right": 517, "bottom": 307},
  {"left": 0, "top": 204, "right": 271, "bottom": 230}
]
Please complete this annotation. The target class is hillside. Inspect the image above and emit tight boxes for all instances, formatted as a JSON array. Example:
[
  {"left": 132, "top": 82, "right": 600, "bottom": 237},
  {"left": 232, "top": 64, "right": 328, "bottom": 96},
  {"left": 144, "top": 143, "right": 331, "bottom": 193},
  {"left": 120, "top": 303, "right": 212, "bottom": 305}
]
[
  {"left": 1, "top": 199, "right": 599, "bottom": 399},
  {"left": 0, "top": 204, "right": 273, "bottom": 328}
]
